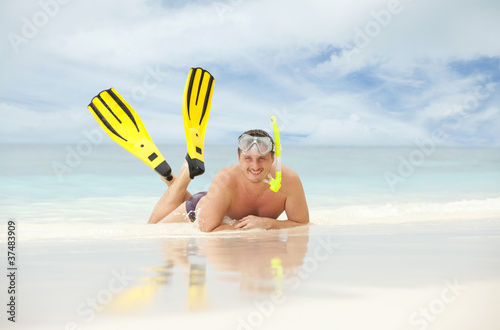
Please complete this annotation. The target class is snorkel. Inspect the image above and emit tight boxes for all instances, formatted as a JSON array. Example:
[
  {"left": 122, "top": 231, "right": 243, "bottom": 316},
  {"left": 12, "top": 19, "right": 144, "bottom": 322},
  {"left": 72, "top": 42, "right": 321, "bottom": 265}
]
[{"left": 266, "top": 116, "right": 282, "bottom": 192}]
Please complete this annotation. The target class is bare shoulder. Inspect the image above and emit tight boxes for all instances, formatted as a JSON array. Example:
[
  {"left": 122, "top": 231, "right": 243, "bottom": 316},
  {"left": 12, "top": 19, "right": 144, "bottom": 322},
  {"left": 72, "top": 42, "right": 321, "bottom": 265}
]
[
  {"left": 281, "top": 165, "right": 303, "bottom": 186},
  {"left": 282, "top": 165, "right": 300, "bottom": 178},
  {"left": 209, "top": 165, "right": 239, "bottom": 192}
]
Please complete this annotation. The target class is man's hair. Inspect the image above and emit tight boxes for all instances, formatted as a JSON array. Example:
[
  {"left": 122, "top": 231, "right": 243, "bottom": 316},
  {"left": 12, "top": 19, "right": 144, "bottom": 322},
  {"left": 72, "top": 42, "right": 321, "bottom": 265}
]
[{"left": 237, "top": 129, "right": 275, "bottom": 156}]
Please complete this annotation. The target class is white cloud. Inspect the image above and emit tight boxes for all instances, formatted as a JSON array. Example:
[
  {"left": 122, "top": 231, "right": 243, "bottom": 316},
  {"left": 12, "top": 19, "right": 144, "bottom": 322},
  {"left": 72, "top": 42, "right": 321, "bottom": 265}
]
[
  {"left": 0, "top": 0, "right": 499, "bottom": 146},
  {"left": 0, "top": 102, "right": 92, "bottom": 143},
  {"left": 316, "top": 0, "right": 500, "bottom": 73}
]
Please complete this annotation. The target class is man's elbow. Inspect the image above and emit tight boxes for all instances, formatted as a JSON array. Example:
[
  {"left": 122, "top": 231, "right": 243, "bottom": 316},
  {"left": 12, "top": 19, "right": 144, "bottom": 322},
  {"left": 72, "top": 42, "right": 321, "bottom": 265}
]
[
  {"left": 198, "top": 220, "right": 217, "bottom": 233},
  {"left": 292, "top": 219, "right": 309, "bottom": 227},
  {"left": 199, "top": 225, "right": 214, "bottom": 233},
  {"left": 287, "top": 218, "right": 309, "bottom": 227}
]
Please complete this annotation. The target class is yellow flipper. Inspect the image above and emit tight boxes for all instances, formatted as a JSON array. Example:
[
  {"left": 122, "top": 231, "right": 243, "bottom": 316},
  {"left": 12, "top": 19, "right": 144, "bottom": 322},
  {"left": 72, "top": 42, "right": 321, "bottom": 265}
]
[
  {"left": 88, "top": 88, "right": 173, "bottom": 180},
  {"left": 182, "top": 68, "right": 214, "bottom": 179}
]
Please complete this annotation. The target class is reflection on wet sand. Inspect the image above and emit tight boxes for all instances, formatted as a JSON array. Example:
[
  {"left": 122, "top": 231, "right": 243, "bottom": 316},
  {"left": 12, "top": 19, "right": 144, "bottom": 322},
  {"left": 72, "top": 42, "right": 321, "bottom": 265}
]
[
  {"left": 186, "top": 263, "right": 207, "bottom": 311},
  {"left": 203, "top": 229, "right": 309, "bottom": 299},
  {"left": 108, "top": 227, "right": 310, "bottom": 312},
  {"left": 105, "top": 264, "right": 173, "bottom": 313}
]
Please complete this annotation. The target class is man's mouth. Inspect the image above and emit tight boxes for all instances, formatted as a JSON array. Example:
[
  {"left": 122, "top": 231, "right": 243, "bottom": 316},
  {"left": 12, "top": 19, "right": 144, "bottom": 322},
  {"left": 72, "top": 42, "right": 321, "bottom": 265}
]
[{"left": 249, "top": 169, "right": 263, "bottom": 175}]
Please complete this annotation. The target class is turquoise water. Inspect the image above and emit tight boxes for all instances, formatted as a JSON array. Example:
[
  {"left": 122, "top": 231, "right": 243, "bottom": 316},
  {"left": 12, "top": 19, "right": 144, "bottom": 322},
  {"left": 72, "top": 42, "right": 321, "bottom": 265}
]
[{"left": 1, "top": 144, "right": 499, "bottom": 225}]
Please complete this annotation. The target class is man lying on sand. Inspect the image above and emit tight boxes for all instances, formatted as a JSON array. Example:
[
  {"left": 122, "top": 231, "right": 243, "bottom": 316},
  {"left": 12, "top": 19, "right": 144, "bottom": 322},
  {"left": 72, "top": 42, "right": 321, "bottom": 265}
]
[{"left": 148, "top": 129, "right": 309, "bottom": 232}]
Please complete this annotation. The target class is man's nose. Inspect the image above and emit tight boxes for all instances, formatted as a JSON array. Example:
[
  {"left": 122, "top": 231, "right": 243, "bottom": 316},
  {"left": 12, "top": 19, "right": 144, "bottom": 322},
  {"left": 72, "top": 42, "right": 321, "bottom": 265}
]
[{"left": 250, "top": 159, "right": 259, "bottom": 168}]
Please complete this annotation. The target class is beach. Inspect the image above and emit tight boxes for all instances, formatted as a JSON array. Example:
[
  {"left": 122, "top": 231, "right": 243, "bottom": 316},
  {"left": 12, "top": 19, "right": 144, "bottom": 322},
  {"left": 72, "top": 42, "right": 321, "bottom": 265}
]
[
  {"left": 1, "top": 220, "right": 499, "bottom": 329},
  {"left": 1, "top": 144, "right": 500, "bottom": 329}
]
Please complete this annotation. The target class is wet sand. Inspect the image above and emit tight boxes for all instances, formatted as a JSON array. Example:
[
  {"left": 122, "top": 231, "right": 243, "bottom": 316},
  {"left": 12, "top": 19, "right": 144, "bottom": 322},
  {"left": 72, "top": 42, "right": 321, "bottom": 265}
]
[{"left": 3, "top": 219, "right": 500, "bottom": 330}]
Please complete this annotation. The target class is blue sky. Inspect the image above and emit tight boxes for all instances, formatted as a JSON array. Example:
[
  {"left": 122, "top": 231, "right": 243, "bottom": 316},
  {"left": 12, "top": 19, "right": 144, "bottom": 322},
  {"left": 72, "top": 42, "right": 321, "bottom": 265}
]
[{"left": 1, "top": 0, "right": 499, "bottom": 146}]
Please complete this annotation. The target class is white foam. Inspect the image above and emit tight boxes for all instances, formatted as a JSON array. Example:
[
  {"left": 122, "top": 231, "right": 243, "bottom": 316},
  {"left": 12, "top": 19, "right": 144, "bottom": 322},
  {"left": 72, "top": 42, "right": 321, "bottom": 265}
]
[
  {"left": 3, "top": 197, "right": 499, "bottom": 242},
  {"left": 12, "top": 218, "right": 302, "bottom": 243},
  {"left": 312, "top": 197, "right": 500, "bottom": 225}
]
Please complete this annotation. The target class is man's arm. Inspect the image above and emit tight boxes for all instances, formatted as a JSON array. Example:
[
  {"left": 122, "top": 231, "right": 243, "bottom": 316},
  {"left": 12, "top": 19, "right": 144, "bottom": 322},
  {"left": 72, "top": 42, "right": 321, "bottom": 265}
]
[
  {"left": 281, "top": 168, "right": 309, "bottom": 226},
  {"left": 234, "top": 216, "right": 306, "bottom": 229},
  {"left": 196, "top": 169, "right": 233, "bottom": 232}
]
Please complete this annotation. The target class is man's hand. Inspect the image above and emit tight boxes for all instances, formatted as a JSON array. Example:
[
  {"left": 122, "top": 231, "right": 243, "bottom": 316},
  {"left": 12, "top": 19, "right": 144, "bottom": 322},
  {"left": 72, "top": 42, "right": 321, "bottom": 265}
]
[
  {"left": 234, "top": 215, "right": 273, "bottom": 230},
  {"left": 234, "top": 215, "right": 308, "bottom": 230}
]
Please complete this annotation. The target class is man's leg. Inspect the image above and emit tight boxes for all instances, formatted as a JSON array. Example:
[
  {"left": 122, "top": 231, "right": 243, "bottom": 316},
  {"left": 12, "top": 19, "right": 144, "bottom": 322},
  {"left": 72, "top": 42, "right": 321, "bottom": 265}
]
[
  {"left": 157, "top": 202, "right": 191, "bottom": 223},
  {"left": 148, "top": 161, "right": 193, "bottom": 224}
]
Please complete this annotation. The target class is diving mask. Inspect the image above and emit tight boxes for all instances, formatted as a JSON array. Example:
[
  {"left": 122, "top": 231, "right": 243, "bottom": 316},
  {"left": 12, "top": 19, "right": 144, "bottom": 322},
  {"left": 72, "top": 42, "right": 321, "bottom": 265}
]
[{"left": 238, "top": 134, "right": 274, "bottom": 155}]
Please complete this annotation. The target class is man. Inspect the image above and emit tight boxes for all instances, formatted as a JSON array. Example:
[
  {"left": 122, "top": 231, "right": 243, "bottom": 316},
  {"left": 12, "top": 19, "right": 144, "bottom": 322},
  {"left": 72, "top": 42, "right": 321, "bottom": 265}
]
[{"left": 148, "top": 129, "right": 309, "bottom": 232}]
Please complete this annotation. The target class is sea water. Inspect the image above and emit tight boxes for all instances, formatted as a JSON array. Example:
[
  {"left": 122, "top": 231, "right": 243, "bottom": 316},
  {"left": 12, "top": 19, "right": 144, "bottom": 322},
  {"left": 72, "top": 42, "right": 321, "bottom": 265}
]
[{"left": 1, "top": 144, "right": 499, "bottom": 233}]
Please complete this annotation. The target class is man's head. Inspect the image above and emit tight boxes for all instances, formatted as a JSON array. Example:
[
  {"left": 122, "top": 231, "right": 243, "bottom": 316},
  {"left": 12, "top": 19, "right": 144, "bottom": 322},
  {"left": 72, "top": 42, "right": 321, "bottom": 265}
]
[{"left": 237, "top": 129, "right": 275, "bottom": 184}]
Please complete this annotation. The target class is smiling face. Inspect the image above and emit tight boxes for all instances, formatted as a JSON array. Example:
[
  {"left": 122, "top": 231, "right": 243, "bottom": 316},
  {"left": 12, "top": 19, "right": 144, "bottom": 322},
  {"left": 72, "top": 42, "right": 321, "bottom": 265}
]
[{"left": 238, "top": 145, "right": 275, "bottom": 184}]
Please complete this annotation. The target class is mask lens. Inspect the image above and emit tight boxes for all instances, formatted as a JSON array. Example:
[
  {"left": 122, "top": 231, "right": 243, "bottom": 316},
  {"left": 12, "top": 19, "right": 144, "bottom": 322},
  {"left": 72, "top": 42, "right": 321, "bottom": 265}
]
[
  {"left": 256, "top": 138, "right": 272, "bottom": 154},
  {"left": 238, "top": 135, "right": 255, "bottom": 152}
]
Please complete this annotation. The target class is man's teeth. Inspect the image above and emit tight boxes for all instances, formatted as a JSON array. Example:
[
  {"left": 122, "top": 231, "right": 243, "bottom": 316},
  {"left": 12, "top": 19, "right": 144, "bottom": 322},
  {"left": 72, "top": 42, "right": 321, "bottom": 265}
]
[{"left": 250, "top": 169, "right": 262, "bottom": 174}]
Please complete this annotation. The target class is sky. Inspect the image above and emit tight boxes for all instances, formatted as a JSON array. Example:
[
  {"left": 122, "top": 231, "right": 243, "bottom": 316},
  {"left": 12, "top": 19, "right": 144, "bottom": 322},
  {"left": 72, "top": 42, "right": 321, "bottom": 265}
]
[{"left": 1, "top": 0, "right": 499, "bottom": 146}]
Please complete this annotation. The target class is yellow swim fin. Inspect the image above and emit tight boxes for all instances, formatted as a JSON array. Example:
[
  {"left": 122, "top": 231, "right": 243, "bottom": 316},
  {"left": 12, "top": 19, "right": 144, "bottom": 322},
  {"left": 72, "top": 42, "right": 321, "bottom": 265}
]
[
  {"left": 183, "top": 68, "right": 214, "bottom": 179},
  {"left": 88, "top": 88, "right": 173, "bottom": 181}
]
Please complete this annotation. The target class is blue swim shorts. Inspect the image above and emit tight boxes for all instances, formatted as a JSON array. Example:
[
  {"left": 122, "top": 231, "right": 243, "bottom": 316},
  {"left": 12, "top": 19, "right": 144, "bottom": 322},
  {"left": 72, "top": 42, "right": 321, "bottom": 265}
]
[{"left": 185, "top": 191, "right": 207, "bottom": 222}]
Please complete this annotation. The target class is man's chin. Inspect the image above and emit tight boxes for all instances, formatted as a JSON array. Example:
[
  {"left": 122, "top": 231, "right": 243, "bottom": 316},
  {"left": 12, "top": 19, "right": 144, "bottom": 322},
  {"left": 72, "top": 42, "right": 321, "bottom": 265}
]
[{"left": 247, "top": 171, "right": 266, "bottom": 183}]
